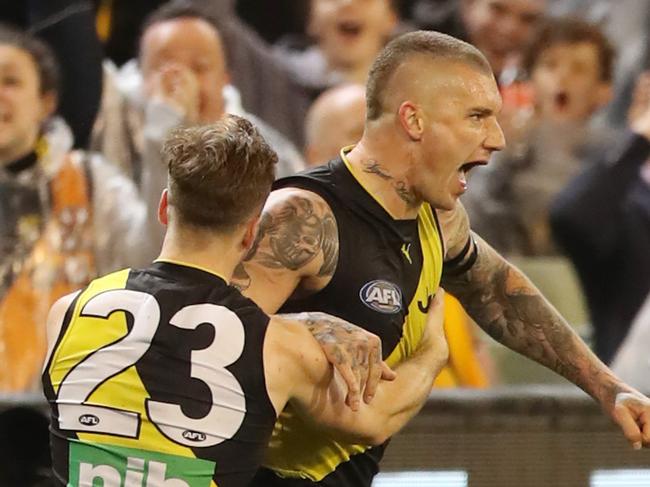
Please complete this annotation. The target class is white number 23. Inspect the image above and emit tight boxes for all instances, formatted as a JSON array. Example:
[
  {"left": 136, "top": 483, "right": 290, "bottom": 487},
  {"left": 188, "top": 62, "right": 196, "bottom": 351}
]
[{"left": 57, "top": 290, "right": 246, "bottom": 447}]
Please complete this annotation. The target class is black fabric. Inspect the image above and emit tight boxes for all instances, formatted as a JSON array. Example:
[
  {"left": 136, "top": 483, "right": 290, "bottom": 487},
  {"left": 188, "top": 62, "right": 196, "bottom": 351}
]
[
  {"left": 45, "top": 262, "right": 277, "bottom": 487},
  {"left": 252, "top": 444, "right": 387, "bottom": 487},
  {"left": 254, "top": 158, "right": 429, "bottom": 486},
  {"left": 443, "top": 236, "right": 478, "bottom": 276},
  {"left": 274, "top": 158, "right": 424, "bottom": 358},
  {"left": 550, "top": 131, "right": 650, "bottom": 363},
  {"left": 27, "top": 0, "right": 103, "bottom": 148},
  {"left": 5, "top": 150, "right": 38, "bottom": 174},
  {"left": 0, "top": 407, "right": 52, "bottom": 487}
]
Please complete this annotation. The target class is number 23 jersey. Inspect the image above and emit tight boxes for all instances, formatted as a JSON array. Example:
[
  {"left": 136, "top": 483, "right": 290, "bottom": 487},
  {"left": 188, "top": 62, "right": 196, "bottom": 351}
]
[{"left": 42, "top": 261, "right": 277, "bottom": 487}]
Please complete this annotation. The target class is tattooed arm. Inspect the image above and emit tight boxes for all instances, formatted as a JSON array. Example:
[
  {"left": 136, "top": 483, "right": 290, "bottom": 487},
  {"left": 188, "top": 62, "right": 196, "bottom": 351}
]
[
  {"left": 232, "top": 187, "right": 338, "bottom": 313},
  {"left": 439, "top": 202, "right": 650, "bottom": 449},
  {"left": 264, "top": 291, "right": 447, "bottom": 444},
  {"left": 233, "top": 187, "right": 394, "bottom": 407}
]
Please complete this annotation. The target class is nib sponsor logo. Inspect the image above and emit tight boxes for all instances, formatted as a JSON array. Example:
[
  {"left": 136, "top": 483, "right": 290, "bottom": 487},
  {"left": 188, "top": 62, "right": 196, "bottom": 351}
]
[{"left": 69, "top": 442, "right": 215, "bottom": 486}]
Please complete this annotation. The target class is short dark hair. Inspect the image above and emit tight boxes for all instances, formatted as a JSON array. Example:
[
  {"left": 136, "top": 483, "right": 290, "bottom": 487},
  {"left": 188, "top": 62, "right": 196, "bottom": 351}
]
[
  {"left": 139, "top": 0, "right": 224, "bottom": 57},
  {"left": 523, "top": 17, "right": 615, "bottom": 82},
  {"left": 366, "top": 30, "right": 492, "bottom": 120},
  {"left": 163, "top": 115, "right": 277, "bottom": 232},
  {"left": 0, "top": 23, "right": 60, "bottom": 95}
]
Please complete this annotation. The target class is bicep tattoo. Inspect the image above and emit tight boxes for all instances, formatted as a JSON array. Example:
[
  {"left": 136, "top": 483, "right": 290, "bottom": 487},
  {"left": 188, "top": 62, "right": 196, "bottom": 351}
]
[{"left": 242, "top": 193, "right": 339, "bottom": 276}]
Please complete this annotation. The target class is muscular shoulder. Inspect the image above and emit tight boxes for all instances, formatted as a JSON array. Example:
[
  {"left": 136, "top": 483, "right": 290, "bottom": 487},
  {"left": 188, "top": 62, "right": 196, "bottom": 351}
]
[
  {"left": 233, "top": 188, "right": 339, "bottom": 308},
  {"left": 436, "top": 201, "right": 472, "bottom": 260},
  {"left": 264, "top": 188, "right": 339, "bottom": 277}
]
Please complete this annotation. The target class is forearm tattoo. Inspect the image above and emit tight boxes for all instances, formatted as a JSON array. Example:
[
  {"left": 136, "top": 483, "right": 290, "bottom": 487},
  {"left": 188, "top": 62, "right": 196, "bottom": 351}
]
[
  {"left": 442, "top": 236, "right": 622, "bottom": 407},
  {"left": 362, "top": 160, "right": 418, "bottom": 207},
  {"left": 281, "top": 312, "right": 371, "bottom": 370}
]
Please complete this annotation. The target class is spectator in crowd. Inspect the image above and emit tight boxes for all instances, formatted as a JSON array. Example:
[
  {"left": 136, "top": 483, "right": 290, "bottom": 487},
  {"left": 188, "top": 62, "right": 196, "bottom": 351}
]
[
  {"left": 464, "top": 17, "right": 616, "bottom": 256},
  {"left": 550, "top": 71, "right": 650, "bottom": 364},
  {"left": 549, "top": 0, "right": 650, "bottom": 131},
  {"left": 274, "top": 0, "right": 400, "bottom": 99},
  {"left": 1, "top": 0, "right": 103, "bottom": 149},
  {"left": 95, "top": 0, "right": 312, "bottom": 147},
  {"left": 93, "top": 0, "right": 305, "bottom": 188},
  {"left": 0, "top": 25, "right": 160, "bottom": 392},
  {"left": 304, "top": 83, "right": 367, "bottom": 167},
  {"left": 410, "top": 0, "right": 547, "bottom": 84}
]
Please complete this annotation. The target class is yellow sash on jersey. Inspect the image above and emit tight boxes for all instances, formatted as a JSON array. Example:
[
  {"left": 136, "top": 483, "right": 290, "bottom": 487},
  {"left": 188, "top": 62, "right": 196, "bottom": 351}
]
[
  {"left": 0, "top": 151, "right": 95, "bottom": 392},
  {"left": 46, "top": 269, "right": 219, "bottom": 487},
  {"left": 264, "top": 204, "right": 443, "bottom": 481}
]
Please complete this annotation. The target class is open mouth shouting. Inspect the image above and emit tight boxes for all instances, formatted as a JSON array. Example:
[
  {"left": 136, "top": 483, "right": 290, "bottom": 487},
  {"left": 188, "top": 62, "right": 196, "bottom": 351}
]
[
  {"left": 336, "top": 20, "right": 364, "bottom": 41},
  {"left": 457, "top": 160, "right": 488, "bottom": 190},
  {"left": 553, "top": 91, "right": 570, "bottom": 112}
]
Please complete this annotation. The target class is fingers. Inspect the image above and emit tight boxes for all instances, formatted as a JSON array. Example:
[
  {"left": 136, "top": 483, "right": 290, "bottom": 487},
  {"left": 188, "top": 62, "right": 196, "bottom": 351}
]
[
  {"left": 380, "top": 362, "right": 397, "bottom": 381},
  {"left": 432, "top": 288, "right": 446, "bottom": 306},
  {"left": 422, "top": 289, "right": 446, "bottom": 345},
  {"left": 335, "top": 362, "right": 360, "bottom": 412},
  {"left": 430, "top": 289, "right": 446, "bottom": 319},
  {"left": 363, "top": 343, "right": 382, "bottom": 404},
  {"left": 641, "top": 409, "right": 650, "bottom": 447},
  {"left": 613, "top": 401, "right": 643, "bottom": 450}
]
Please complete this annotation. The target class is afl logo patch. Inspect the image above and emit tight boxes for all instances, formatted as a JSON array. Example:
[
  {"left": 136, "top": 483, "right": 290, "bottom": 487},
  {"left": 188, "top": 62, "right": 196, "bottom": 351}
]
[
  {"left": 78, "top": 414, "right": 100, "bottom": 426},
  {"left": 360, "top": 280, "right": 403, "bottom": 314},
  {"left": 183, "top": 430, "right": 207, "bottom": 442}
]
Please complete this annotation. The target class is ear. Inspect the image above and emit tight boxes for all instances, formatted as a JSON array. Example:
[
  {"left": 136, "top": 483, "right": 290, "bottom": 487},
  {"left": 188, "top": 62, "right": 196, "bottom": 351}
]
[
  {"left": 241, "top": 214, "right": 261, "bottom": 253},
  {"left": 397, "top": 101, "right": 423, "bottom": 141},
  {"left": 39, "top": 91, "right": 58, "bottom": 121},
  {"left": 158, "top": 189, "right": 169, "bottom": 226}
]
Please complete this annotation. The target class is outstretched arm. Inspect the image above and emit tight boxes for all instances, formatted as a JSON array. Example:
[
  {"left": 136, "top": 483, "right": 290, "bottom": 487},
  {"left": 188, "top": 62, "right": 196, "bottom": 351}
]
[
  {"left": 439, "top": 202, "right": 650, "bottom": 449},
  {"left": 265, "top": 292, "right": 448, "bottom": 445}
]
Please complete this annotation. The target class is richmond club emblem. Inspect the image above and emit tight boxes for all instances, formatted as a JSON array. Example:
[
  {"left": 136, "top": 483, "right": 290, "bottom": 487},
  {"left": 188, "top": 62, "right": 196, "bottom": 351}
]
[{"left": 360, "top": 280, "right": 403, "bottom": 314}]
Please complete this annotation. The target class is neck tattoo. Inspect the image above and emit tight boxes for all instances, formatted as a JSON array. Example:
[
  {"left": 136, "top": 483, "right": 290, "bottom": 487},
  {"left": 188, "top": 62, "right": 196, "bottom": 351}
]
[{"left": 362, "top": 159, "right": 418, "bottom": 207}]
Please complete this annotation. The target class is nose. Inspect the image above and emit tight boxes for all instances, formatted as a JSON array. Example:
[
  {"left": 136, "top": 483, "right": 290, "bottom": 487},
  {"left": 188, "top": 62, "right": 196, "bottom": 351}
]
[
  {"left": 485, "top": 117, "right": 506, "bottom": 152},
  {"left": 498, "top": 14, "right": 519, "bottom": 37}
]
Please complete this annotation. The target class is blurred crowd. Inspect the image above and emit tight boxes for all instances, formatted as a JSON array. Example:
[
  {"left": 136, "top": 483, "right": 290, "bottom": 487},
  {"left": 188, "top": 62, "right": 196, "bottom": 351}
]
[{"left": 0, "top": 0, "right": 648, "bottom": 399}]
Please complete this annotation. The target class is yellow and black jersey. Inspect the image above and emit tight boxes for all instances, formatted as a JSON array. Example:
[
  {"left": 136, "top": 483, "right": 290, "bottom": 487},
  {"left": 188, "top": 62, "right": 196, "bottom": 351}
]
[
  {"left": 42, "top": 261, "right": 276, "bottom": 487},
  {"left": 253, "top": 152, "right": 444, "bottom": 486}
]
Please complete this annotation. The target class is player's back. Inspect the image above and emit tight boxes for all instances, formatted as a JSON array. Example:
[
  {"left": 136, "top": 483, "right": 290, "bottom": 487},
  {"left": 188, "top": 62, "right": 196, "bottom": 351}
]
[{"left": 42, "top": 260, "right": 276, "bottom": 487}]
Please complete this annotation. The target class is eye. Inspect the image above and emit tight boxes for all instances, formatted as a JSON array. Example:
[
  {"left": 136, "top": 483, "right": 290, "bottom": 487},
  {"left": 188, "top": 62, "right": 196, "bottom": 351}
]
[
  {"left": 1, "top": 75, "right": 21, "bottom": 87},
  {"left": 469, "top": 113, "right": 483, "bottom": 122},
  {"left": 488, "top": 2, "right": 507, "bottom": 16}
]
